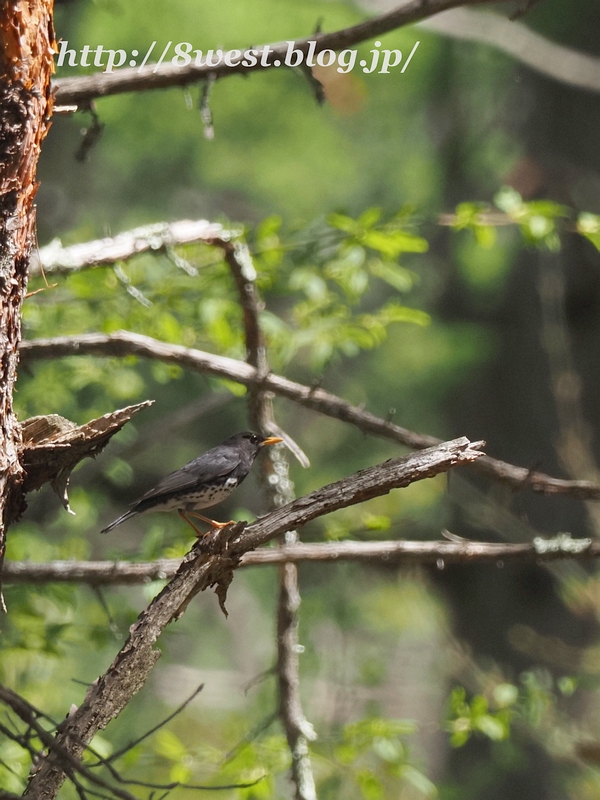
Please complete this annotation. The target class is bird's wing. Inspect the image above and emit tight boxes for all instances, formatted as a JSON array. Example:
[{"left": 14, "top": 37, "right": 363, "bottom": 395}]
[{"left": 135, "top": 448, "right": 241, "bottom": 504}]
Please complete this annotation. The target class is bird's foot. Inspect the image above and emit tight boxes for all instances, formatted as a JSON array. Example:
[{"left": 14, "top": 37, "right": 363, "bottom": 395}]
[
  {"left": 208, "top": 519, "right": 236, "bottom": 530},
  {"left": 182, "top": 510, "right": 235, "bottom": 537}
]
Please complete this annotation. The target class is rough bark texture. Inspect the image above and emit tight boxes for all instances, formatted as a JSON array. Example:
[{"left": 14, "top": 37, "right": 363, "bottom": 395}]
[{"left": 0, "top": 0, "right": 55, "bottom": 582}]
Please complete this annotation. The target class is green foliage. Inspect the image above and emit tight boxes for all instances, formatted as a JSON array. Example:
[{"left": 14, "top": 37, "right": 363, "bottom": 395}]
[
  {"left": 578, "top": 212, "right": 600, "bottom": 251},
  {"left": 317, "top": 717, "right": 437, "bottom": 799},
  {"left": 147, "top": 722, "right": 292, "bottom": 798},
  {"left": 446, "top": 686, "right": 514, "bottom": 747},
  {"left": 450, "top": 202, "right": 498, "bottom": 249},
  {"left": 252, "top": 209, "right": 430, "bottom": 369},
  {"left": 446, "top": 669, "right": 580, "bottom": 755},
  {"left": 494, "top": 187, "right": 569, "bottom": 250},
  {"left": 24, "top": 210, "right": 431, "bottom": 409}
]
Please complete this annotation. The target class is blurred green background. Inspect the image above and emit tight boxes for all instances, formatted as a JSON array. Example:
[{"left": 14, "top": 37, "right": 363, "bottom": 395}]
[{"left": 6, "top": 0, "right": 600, "bottom": 797}]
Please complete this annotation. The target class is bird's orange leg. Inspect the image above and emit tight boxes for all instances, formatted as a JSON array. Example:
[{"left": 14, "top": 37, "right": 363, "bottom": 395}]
[
  {"left": 187, "top": 510, "right": 235, "bottom": 530},
  {"left": 179, "top": 510, "right": 235, "bottom": 536},
  {"left": 178, "top": 510, "right": 207, "bottom": 537}
]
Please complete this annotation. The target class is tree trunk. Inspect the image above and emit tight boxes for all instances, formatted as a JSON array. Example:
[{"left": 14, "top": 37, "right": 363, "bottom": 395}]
[{"left": 0, "top": 0, "right": 55, "bottom": 586}]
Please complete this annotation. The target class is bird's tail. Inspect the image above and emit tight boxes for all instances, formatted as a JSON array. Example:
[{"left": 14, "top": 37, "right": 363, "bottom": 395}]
[{"left": 100, "top": 510, "right": 137, "bottom": 534}]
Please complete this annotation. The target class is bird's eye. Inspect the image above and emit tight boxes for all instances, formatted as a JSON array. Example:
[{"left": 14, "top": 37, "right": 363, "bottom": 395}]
[{"left": 250, "top": 434, "right": 259, "bottom": 444}]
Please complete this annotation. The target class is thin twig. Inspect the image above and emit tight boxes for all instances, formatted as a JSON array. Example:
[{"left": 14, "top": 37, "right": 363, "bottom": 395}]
[
  {"left": 53, "top": 0, "right": 506, "bottom": 108},
  {"left": 105, "top": 684, "right": 204, "bottom": 764},
  {"left": 223, "top": 712, "right": 278, "bottom": 764},
  {"left": 19, "top": 330, "right": 600, "bottom": 500},
  {"left": 0, "top": 685, "right": 139, "bottom": 800}
]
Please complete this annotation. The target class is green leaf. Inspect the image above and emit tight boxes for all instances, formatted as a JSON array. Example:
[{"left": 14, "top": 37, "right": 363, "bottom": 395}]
[
  {"left": 377, "top": 302, "right": 431, "bottom": 327},
  {"left": 358, "top": 207, "right": 383, "bottom": 229},
  {"left": 154, "top": 729, "right": 188, "bottom": 761},
  {"left": 327, "top": 212, "right": 359, "bottom": 234},
  {"left": 356, "top": 769, "right": 384, "bottom": 800},
  {"left": 369, "top": 259, "right": 414, "bottom": 292},
  {"left": 557, "top": 676, "right": 577, "bottom": 696},
  {"left": 372, "top": 736, "right": 401, "bottom": 762},
  {"left": 474, "top": 224, "right": 497, "bottom": 249},
  {"left": 363, "top": 514, "right": 391, "bottom": 531},
  {"left": 493, "top": 683, "right": 519, "bottom": 708},
  {"left": 220, "top": 379, "right": 247, "bottom": 397},
  {"left": 400, "top": 764, "right": 438, "bottom": 797},
  {"left": 578, "top": 212, "right": 600, "bottom": 250},
  {"left": 362, "top": 230, "right": 428, "bottom": 257},
  {"left": 475, "top": 714, "right": 509, "bottom": 741},
  {"left": 256, "top": 214, "right": 282, "bottom": 239},
  {"left": 495, "top": 186, "right": 524, "bottom": 214}
]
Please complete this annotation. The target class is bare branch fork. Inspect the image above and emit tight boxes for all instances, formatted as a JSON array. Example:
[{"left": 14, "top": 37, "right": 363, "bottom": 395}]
[
  {"left": 20, "top": 330, "right": 600, "bottom": 501},
  {"left": 22, "top": 437, "right": 483, "bottom": 798},
  {"left": 53, "top": 0, "right": 508, "bottom": 108}
]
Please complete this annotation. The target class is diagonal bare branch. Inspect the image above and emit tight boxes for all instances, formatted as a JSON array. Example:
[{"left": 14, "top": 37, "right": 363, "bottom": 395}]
[
  {"left": 419, "top": 8, "right": 600, "bottom": 94},
  {"left": 22, "top": 437, "right": 482, "bottom": 799},
  {"left": 19, "top": 330, "right": 600, "bottom": 500}
]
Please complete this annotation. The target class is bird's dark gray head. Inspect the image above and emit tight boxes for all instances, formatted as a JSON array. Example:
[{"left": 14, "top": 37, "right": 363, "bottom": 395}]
[{"left": 222, "top": 431, "right": 283, "bottom": 456}]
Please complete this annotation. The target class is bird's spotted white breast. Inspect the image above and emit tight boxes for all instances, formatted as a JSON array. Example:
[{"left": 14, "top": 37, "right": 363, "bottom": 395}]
[{"left": 150, "top": 476, "right": 240, "bottom": 512}]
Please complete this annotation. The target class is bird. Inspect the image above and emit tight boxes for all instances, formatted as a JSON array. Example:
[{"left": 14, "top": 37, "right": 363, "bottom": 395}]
[{"left": 100, "top": 431, "right": 283, "bottom": 536}]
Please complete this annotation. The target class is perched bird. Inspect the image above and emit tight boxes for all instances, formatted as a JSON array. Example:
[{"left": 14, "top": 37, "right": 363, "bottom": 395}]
[{"left": 100, "top": 431, "right": 283, "bottom": 536}]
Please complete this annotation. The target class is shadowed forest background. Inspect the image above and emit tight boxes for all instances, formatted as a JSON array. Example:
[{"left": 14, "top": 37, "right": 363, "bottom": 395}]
[{"left": 4, "top": 0, "right": 600, "bottom": 797}]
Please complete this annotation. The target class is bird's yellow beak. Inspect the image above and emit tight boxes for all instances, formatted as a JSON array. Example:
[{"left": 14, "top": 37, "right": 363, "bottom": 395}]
[{"left": 261, "top": 436, "right": 283, "bottom": 447}]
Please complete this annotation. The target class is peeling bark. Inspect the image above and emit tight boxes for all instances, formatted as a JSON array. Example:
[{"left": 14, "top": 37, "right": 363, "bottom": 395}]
[{"left": 20, "top": 401, "right": 153, "bottom": 511}]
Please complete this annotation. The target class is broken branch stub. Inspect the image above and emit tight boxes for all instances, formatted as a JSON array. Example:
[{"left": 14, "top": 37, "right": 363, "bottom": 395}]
[{"left": 19, "top": 401, "right": 153, "bottom": 514}]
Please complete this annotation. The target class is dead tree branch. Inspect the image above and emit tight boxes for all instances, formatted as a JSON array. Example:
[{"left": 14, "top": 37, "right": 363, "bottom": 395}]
[
  {"left": 226, "top": 235, "right": 316, "bottom": 799},
  {"left": 5, "top": 533, "right": 599, "bottom": 586},
  {"left": 30, "top": 219, "right": 231, "bottom": 276},
  {"left": 19, "top": 402, "right": 152, "bottom": 514},
  {"left": 53, "top": 0, "right": 506, "bottom": 108},
  {"left": 19, "top": 330, "right": 600, "bottom": 501},
  {"left": 22, "top": 437, "right": 482, "bottom": 799},
  {"left": 419, "top": 8, "right": 600, "bottom": 94}
]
